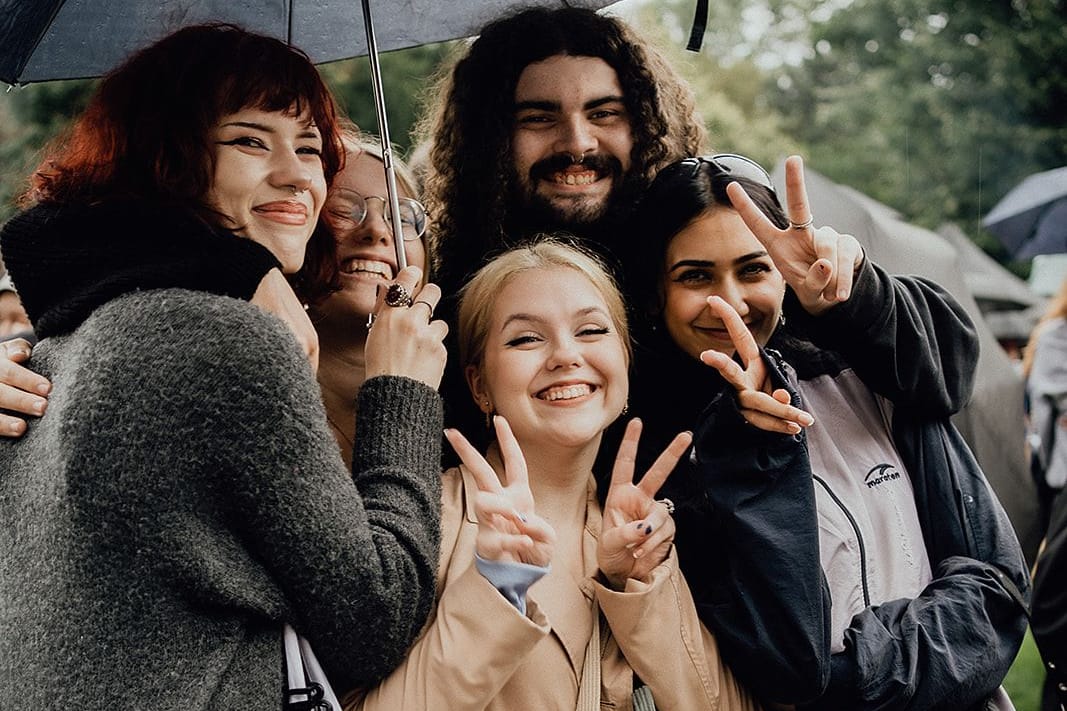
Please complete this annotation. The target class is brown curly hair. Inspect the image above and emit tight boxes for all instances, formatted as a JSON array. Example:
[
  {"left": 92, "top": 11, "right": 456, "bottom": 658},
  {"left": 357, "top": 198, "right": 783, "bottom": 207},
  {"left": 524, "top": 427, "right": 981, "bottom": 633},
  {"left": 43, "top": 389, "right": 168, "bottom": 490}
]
[{"left": 419, "top": 7, "right": 706, "bottom": 299}]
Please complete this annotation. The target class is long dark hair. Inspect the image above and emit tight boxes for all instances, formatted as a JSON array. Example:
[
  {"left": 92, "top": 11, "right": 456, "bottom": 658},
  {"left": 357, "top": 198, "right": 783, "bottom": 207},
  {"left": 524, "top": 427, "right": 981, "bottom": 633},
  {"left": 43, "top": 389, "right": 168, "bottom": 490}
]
[
  {"left": 421, "top": 7, "right": 706, "bottom": 298},
  {"left": 625, "top": 156, "right": 788, "bottom": 319}
]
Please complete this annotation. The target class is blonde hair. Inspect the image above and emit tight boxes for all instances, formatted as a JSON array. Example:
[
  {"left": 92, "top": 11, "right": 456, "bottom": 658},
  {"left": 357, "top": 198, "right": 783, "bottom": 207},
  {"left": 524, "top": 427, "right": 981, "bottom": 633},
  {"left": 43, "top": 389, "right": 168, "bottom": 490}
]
[
  {"left": 457, "top": 238, "right": 632, "bottom": 374},
  {"left": 338, "top": 123, "right": 422, "bottom": 199},
  {"left": 1023, "top": 274, "right": 1067, "bottom": 378}
]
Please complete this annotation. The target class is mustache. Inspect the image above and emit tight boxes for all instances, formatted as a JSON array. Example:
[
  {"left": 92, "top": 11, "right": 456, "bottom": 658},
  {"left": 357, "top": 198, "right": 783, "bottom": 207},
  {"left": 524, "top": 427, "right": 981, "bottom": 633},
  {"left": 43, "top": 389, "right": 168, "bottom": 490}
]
[{"left": 529, "top": 152, "right": 624, "bottom": 181}]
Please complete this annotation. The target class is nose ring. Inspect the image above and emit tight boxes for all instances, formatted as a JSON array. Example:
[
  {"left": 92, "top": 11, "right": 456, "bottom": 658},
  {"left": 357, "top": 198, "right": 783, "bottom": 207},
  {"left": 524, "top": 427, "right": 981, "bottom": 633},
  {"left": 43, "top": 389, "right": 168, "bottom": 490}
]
[
  {"left": 291, "top": 186, "right": 307, "bottom": 196},
  {"left": 567, "top": 153, "right": 584, "bottom": 165}
]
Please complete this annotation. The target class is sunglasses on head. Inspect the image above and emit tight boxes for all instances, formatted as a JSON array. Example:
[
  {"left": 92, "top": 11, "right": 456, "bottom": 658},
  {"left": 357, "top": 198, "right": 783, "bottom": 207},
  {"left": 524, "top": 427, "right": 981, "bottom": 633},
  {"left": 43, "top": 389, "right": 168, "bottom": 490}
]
[{"left": 678, "top": 153, "right": 776, "bottom": 193}]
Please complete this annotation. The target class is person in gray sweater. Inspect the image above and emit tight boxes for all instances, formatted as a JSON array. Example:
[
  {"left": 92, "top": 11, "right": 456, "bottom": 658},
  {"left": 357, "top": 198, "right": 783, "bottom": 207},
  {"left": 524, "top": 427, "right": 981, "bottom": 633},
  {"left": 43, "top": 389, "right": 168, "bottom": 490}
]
[{"left": 0, "top": 24, "right": 446, "bottom": 709}]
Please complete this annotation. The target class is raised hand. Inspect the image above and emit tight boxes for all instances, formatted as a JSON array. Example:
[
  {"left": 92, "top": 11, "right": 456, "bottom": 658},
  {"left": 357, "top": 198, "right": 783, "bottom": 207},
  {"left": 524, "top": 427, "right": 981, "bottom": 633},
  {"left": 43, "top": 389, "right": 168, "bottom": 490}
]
[
  {"left": 598, "top": 419, "right": 692, "bottom": 588},
  {"left": 726, "top": 155, "right": 864, "bottom": 315},
  {"left": 699, "top": 296, "right": 814, "bottom": 435},
  {"left": 444, "top": 417, "right": 555, "bottom": 567},
  {"left": 365, "top": 266, "right": 449, "bottom": 390},
  {"left": 0, "top": 338, "right": 50, "bottom": 437}
]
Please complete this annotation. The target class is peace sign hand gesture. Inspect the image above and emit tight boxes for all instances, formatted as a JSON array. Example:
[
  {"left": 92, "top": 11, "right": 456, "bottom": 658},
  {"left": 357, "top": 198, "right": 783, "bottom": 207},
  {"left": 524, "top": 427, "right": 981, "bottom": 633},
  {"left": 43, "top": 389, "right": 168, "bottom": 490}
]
[
  {"left": 699, "top": 296, "right": 815, "bottom": 435},
  {"left": 726, "top": 155, "right": 864, "bottom": 316},
  {"left": 444, "top": 417, "right": 555, "bottom": 567},
  {"left": 598, "top": 419, "right": 692, "bottom": 589}
]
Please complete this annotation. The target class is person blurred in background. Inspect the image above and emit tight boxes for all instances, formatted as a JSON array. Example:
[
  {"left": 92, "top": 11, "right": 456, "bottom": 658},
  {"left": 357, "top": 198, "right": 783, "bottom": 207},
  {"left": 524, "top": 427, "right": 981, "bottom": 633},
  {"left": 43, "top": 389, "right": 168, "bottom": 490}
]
[
  {"left": 1024, "top": 274, "right": 1067, "bottom": 711},
  {"left": 1024, "top": 274, "right": 1067, "bottom": 532},
  {"left": 0, "top": 272, "right": 33, "bottom": 342}
]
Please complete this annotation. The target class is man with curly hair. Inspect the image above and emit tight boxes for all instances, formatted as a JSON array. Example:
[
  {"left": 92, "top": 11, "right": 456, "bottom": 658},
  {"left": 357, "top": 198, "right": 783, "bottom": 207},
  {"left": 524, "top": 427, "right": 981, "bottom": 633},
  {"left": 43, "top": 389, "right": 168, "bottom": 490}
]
[{"left": 420, "top": 6, "right": 706, "bottom": 299}]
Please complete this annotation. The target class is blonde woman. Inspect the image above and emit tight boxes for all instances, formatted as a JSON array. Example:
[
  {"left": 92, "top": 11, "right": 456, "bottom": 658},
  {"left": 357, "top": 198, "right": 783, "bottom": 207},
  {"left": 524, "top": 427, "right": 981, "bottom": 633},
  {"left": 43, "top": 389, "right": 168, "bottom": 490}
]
[{"left": 350, "top": 239, "right": 759, "bottom": 710}]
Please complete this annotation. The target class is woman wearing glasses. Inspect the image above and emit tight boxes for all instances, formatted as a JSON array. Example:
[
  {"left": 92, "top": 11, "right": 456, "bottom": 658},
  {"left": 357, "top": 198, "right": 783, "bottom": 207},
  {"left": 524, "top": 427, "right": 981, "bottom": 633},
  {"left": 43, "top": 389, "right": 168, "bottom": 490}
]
[
  {"left": 613, "top": 154, "right": 1030, "bottom": 709},
  {"left": 310, "top": 128, "right": 437, "bottom": 469}
]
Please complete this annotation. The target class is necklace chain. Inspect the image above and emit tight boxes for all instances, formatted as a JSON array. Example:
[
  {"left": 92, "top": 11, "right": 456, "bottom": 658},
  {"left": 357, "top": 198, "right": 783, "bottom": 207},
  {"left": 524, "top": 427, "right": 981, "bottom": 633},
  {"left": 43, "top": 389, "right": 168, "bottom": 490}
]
[{"left": 325, "top": 412, "right": 354, "bottom": 449}]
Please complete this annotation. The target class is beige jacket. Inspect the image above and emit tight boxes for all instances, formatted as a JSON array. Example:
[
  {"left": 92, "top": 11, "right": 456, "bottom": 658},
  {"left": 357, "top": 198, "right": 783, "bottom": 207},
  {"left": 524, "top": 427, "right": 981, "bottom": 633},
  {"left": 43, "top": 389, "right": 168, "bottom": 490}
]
[{"left": 349, "top": 466, "right": 759, "bottom": 711}]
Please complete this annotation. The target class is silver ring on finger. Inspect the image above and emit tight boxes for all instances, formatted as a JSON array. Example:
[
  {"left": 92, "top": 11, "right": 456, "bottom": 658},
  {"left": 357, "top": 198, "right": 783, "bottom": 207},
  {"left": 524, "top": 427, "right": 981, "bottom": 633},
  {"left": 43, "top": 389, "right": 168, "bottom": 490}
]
[
  {"left": 411, "top": 300, "right": 434, "bottom": 319},
  {"left": 656, "top": 498, "right": 675, "bottom": 515},
  {"left": 384, "top": 283, "right": 414, "bottom": 308},
  {"left": 789, "top": 215, "right": 814, "bottom": 231}
]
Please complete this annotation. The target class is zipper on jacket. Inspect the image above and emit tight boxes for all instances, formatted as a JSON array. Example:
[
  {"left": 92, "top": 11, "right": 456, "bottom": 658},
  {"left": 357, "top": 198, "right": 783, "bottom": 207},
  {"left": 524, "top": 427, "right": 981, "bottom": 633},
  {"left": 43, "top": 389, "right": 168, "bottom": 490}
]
[{"left": 812, "top": 474, "right": 871, "bottom": 608}]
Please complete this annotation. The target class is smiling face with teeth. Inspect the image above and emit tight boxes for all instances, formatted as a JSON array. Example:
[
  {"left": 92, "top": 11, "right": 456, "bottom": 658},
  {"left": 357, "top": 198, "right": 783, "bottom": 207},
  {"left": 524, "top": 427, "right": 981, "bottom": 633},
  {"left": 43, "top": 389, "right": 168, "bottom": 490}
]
[
  {"left": 467, "top": 265, "right": 629, "bottom": 452},
  {"left": 314, "top": 150, "right": 427, "bottom": 325},
  {"left": 661, "top": 208, "right": 786, "bottom": 362},
  {"left": 511, "top": 55, "right": 634, "bottom": 227}
]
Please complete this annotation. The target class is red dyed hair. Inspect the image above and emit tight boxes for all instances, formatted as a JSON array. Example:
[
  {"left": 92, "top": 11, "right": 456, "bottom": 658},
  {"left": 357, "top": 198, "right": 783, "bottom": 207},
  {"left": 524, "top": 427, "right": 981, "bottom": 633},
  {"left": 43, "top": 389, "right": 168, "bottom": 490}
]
[
  {"left": 24, "top": 23, "right": 345, "bottom": 301},
  {"left": 27, "top": 24, "right": 344, "bottom": 207}
]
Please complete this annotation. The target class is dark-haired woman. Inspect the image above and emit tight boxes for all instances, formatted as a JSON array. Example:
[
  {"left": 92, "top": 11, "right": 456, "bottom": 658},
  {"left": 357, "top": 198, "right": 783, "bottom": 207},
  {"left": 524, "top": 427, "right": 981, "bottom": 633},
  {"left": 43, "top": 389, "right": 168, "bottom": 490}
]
[
  {"left": 613, "top": 154, "right": 1030, "bottom": 709},
  {"left": 0, "top": 24, "right": 445, "bottom": 708}
]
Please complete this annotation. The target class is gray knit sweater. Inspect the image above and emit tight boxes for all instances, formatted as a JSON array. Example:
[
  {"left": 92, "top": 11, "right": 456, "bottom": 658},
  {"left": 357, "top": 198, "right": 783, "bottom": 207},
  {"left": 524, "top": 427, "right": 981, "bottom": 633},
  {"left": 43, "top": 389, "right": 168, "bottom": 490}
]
[{"left": 0, "top": 288, "right": 442, "bottom": 709}]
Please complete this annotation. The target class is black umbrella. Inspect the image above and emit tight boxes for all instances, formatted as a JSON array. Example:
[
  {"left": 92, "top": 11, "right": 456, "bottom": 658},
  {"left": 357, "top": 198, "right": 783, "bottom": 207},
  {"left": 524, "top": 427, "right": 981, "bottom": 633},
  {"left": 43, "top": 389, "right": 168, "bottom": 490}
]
[
  {"left": 983, "top": 166, "right": 1067, "bottom": 260},
  {"left": 0, "top": 0, "right": 623, "bottom": 268},
  {"left": 774, "top": 163, "right": 1043, "bottom": 562}
]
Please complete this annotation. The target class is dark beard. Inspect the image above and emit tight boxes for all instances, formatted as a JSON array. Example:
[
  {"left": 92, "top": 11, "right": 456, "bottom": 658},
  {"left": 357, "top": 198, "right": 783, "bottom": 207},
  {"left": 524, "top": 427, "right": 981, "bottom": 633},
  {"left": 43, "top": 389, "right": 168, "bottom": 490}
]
[
  {"left": 506, "top": 155, "right": 639, "bottom": 244},
  {"left": 503, "top": 170, "right": 644, "bottom": 283}
]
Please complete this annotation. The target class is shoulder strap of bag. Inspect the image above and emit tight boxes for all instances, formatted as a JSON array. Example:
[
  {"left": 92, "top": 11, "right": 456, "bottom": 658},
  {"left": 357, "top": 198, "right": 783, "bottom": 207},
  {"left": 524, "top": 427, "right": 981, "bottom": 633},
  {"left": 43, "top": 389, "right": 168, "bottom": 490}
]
[{"left": 283, "top": 623, "right": 339, "bottom": 711}]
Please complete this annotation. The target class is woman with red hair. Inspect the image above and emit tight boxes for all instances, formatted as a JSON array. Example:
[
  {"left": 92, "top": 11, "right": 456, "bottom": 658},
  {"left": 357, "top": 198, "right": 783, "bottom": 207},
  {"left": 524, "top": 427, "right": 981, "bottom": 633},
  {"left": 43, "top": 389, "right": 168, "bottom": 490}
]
[{"left": 0, "top": 24, "right": 445, "bottom": 708}]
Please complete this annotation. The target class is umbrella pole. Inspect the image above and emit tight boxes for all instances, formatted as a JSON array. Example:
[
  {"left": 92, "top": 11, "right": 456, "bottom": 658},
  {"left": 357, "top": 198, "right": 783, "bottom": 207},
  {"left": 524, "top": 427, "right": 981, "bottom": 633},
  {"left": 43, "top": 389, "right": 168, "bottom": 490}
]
[{"left": 361, "top": 0, "right": 408, "bottom": 272}]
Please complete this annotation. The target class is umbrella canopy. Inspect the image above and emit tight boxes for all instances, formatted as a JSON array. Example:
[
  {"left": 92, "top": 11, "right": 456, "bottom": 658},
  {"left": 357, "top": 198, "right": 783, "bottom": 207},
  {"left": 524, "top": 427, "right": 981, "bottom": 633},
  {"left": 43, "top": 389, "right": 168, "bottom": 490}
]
[
  {"left": 983, "top": 166, "right": 1067, "bottom": 260},
  {"left": 0, "top": 0, "right": 620, "bottom": 85},
  {"left": 774, "top": 163, "right": 1042, "bottom": 563}
]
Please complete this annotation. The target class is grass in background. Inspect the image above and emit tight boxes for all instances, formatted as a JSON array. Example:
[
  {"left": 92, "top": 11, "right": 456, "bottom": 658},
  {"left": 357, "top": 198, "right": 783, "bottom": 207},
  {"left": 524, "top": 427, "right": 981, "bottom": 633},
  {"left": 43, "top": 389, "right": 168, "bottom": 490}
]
[{"left": 1005, "top": 627, "right": 1044, "bottom": 711}]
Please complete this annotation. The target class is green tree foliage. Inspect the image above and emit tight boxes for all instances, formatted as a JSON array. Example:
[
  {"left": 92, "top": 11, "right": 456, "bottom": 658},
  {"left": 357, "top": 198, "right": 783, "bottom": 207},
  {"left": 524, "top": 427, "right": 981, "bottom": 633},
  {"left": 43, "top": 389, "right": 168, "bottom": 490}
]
[
  {"left": 619, "top": 0, "right": 804, "bottom": 166},
  {"left": 769, "top": 0, "right": 1067, "bottom": 257},
  {"left": 0, "top": 79, "right": 94, "bottom": 222},
  {"left": 318, "top": 41, "right": 455, "bottom": 153}
]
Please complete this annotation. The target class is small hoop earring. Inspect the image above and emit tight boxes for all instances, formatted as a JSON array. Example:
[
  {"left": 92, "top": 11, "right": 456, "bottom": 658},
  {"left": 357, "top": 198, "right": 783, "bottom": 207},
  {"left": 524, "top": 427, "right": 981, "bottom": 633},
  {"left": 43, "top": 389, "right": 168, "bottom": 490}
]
[{"left": 778, "top": 312, "right": 787, "bottom": 328}]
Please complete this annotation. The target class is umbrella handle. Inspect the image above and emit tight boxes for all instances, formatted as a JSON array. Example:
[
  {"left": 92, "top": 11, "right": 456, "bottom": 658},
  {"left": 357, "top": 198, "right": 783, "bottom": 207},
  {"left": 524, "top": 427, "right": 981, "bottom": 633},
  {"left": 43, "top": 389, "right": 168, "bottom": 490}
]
[{"left": 361, "top": 0, "right": 408, "bottom": 271}]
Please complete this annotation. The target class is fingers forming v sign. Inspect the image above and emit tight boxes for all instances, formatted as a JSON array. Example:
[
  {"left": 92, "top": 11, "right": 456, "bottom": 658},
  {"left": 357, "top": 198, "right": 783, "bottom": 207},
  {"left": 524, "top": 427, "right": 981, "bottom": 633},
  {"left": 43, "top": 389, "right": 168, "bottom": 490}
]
[
  {"left": 598, "top": 419, "right": 692, "bottom": 588},
  {"left": 699, "top": 296, "right": 814, "bottom": 435},
  {"left": 444, "top": 417, "right": 555, "bottom": 567},
  {"left": 726, "top": 155, "right": 864, "bottom": 315}
]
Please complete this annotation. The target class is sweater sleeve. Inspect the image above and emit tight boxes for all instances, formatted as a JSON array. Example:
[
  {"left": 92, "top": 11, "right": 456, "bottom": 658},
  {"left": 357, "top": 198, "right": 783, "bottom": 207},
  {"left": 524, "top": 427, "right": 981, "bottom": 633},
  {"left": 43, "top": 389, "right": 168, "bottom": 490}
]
[
  {"left": 784, "top": 258, "right": 977, "bottom": 415},
  {"left": 65, "top": 290, "right": 442, "bottom": 693}
]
